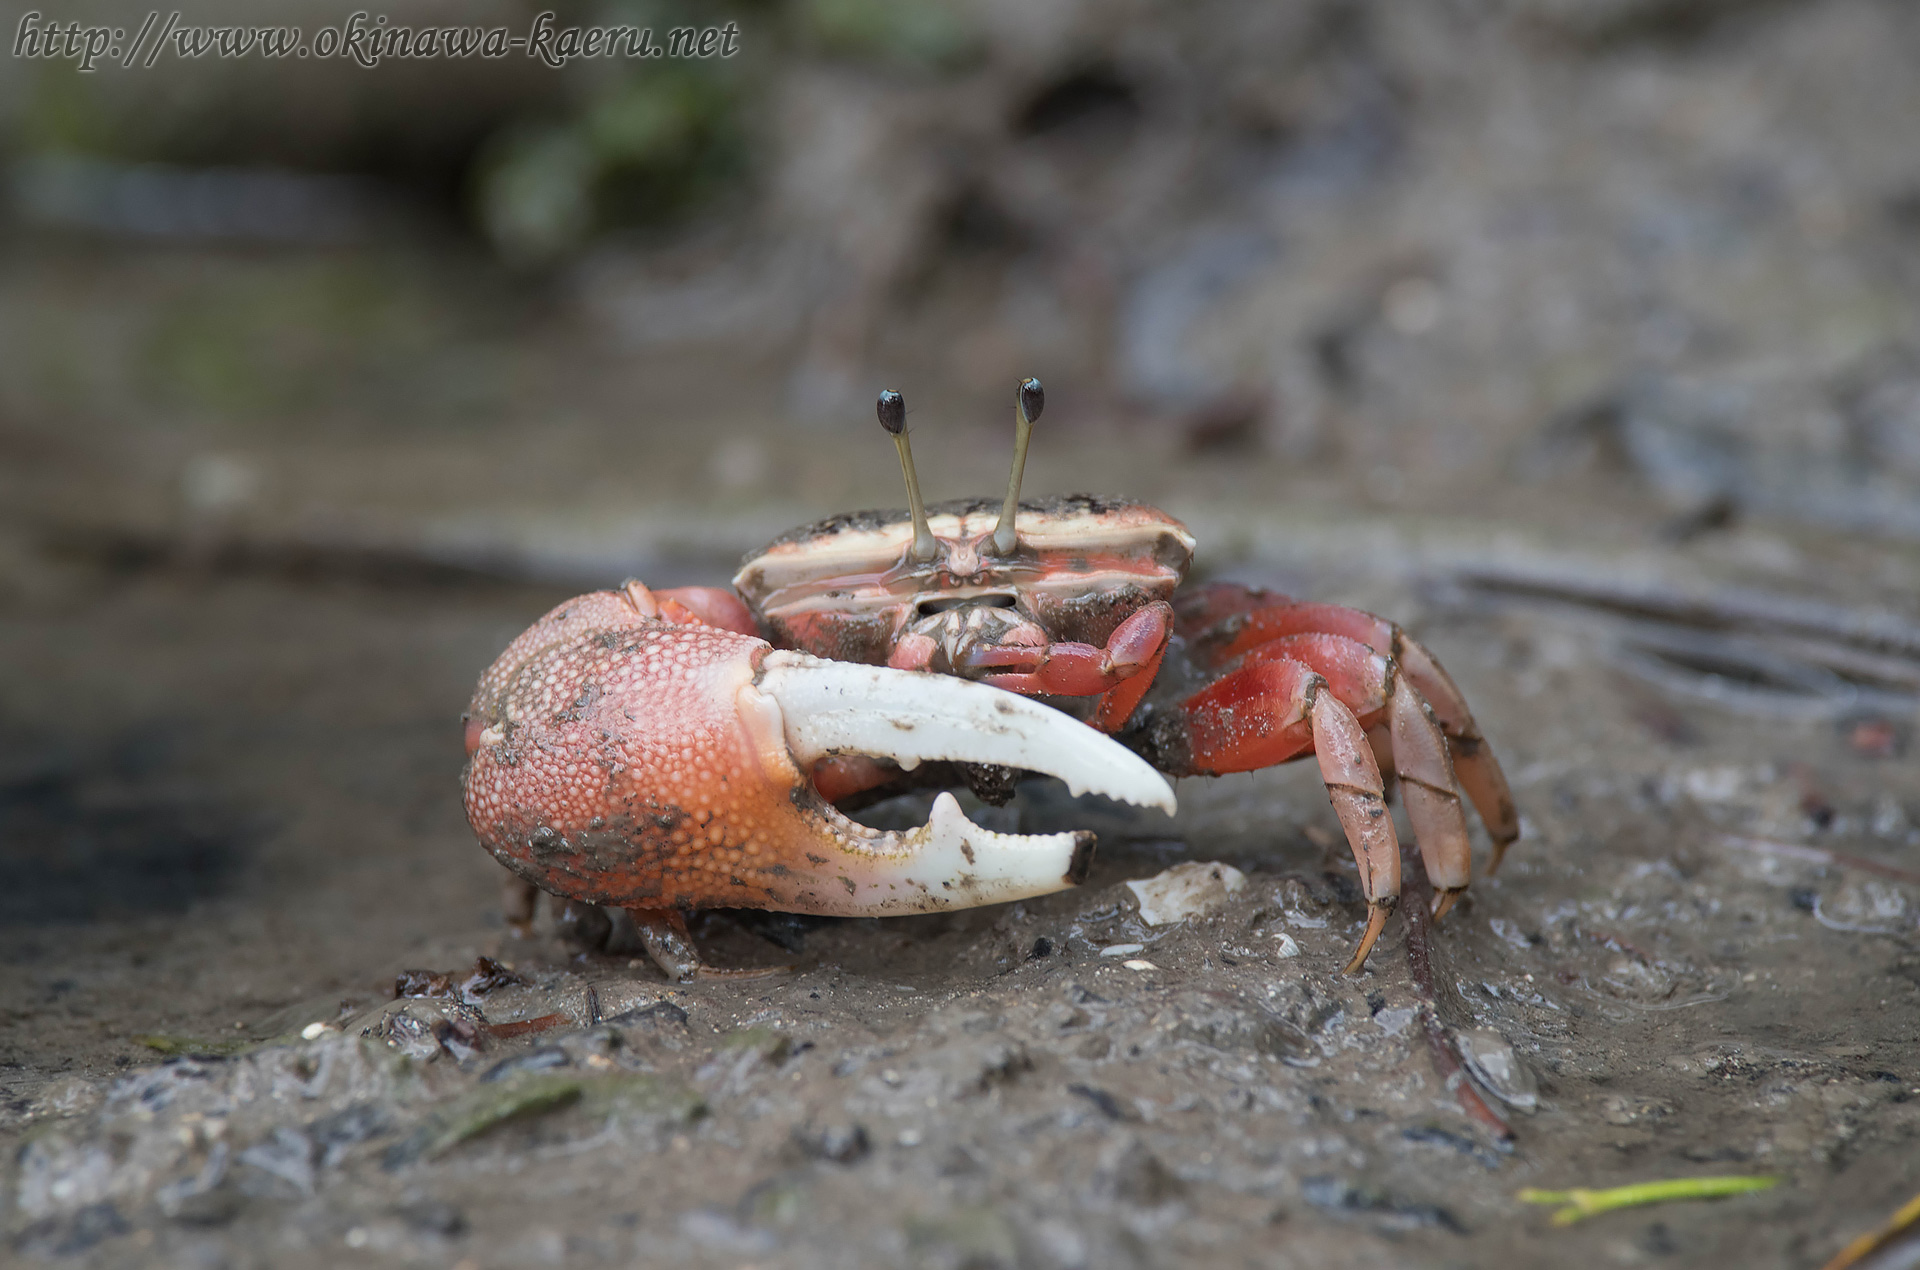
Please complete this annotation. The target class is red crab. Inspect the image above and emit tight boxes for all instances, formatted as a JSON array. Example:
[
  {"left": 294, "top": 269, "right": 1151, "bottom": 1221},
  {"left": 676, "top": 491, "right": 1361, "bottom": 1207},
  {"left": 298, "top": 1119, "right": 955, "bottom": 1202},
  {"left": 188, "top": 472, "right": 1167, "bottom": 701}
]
[{"left": 462, "top": 381, "right": 1518, "bottom": 980}]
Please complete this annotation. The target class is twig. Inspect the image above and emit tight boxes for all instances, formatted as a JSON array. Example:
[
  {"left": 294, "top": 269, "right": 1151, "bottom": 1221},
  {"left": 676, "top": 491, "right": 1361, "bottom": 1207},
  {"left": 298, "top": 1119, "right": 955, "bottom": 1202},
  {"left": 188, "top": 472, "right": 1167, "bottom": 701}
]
[
  {"left": 1401, "top": 846, "right": 1514, "bottom": 1144},
  {"left": 1819, "top": 1188, "right": 1920, "bottom": 1270},
  {"left": 1450, "top": 569, "right": 1920, "bottom": 659},
  {"left": 483, "top": 1012, "right": 570, "bottom": 1039},
  {"left": 1519, "top": 1175, "right": 1781, "bottom": 1226},
  {"left": 1715, "top": 835, "right": 1920, "bottom": 887}
]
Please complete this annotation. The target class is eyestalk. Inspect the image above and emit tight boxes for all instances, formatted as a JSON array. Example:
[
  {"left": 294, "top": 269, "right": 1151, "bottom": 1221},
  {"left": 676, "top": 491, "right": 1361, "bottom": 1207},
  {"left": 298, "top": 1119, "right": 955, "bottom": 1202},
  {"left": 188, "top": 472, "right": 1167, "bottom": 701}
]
[
  {"left": 878, "top": 388, "right": 936, "bottom": 563},
  {"left": 992, "top": 377, "right": 1045, "bottom": 555}
]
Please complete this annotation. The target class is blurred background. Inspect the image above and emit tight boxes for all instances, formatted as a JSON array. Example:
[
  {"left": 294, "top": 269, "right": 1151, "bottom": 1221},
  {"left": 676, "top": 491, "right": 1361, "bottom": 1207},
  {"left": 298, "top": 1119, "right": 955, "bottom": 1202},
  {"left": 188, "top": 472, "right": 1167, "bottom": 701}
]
[{"left": 3, "top": 0, "right": 1919, "bottom": 586}]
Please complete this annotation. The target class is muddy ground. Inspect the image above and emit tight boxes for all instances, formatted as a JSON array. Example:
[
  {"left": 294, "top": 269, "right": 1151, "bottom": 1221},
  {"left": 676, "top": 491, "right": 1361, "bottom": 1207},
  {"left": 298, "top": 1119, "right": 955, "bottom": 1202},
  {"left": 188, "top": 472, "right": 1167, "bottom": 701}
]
[{"left": 2, "top": 311, "right": 1918, "bottom": 1267}]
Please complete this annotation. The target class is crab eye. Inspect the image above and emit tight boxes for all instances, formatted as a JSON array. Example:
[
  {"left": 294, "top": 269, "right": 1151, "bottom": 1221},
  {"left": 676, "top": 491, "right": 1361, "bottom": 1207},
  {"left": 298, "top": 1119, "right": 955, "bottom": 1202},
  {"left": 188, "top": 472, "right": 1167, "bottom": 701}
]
[
  {"left": 1019, "top": 377, "right": 1044, "bottom": 422},
  {"left": 876, "top": 389, "right": 906, "bottom": 434},
  {"left": 992, "top": 377, "right": 1044, "bottom": 556}
]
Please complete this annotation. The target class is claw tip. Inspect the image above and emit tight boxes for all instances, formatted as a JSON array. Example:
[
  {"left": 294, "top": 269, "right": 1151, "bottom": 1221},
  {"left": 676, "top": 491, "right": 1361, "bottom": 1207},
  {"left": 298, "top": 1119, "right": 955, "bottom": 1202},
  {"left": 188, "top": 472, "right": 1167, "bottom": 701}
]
[{"left": 1341, "top": 903, "right": 1392, "bottom": 976}]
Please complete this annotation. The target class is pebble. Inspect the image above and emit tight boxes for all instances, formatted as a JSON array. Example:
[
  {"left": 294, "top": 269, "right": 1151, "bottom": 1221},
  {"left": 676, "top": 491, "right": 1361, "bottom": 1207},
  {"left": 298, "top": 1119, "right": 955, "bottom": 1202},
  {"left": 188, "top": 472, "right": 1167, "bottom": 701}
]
[
  {"left": 1454, "top": 1028, "right": 1538, "bottom": 1112},
  {"left": 1127, "top": 862, "right": 1248, "bottom": 926}
]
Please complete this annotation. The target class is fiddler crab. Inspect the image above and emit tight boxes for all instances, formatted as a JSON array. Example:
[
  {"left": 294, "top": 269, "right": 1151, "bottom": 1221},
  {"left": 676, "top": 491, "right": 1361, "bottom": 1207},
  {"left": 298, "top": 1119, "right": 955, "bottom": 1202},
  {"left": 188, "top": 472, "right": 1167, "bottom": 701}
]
[{"left": 463, "top": 380, "right": 1519, "bottom": 980}]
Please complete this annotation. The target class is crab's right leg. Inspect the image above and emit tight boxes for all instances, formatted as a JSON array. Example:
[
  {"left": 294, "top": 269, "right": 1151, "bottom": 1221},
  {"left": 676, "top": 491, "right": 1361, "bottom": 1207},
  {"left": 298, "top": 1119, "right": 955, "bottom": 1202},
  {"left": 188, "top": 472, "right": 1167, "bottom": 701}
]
[
  {"left": 502, "top": 876, "right": 540, "bottom": 937},
  {"left": 1143, "top": 655, "right": 1400, "bottom": 973},
  {"left": 623, "top": 908, "right": 792, "bottom": 982}
]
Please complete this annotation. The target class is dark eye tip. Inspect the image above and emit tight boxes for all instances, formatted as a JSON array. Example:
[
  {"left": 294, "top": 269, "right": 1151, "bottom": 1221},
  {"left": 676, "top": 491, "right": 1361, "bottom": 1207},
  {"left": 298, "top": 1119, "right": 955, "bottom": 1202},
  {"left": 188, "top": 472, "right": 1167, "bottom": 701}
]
[
  {"left": 877, "top": 389, "right": 907, "bottom": 434},
  {"left": 1018, "top": 377, "right": 1044, "bottom": 423}
]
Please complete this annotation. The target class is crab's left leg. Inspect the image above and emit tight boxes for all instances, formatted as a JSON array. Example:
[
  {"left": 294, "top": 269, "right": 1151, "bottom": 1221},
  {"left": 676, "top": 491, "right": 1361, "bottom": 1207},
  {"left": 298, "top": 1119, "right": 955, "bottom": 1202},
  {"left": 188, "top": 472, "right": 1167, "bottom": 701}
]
[
  {"left": 1233, "top": 634, "right": 1475, "bottom": 918},
  {"left": 1145, "top": 655, "right": 1401, "bottom": 973},
  {"left": 1180, "top": 584, "right": 1521, "bottom": 874}
]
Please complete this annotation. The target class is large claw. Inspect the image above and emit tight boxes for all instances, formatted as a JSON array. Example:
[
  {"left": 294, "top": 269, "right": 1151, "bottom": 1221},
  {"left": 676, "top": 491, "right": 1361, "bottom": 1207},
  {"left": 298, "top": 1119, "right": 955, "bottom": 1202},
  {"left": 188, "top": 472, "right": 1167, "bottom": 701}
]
[
  {"left": 754, "top": 651, "right": 1175, "bottom": 810},
  {"left": 462, "top": 592, "right": 1175, "bottom": 921}
]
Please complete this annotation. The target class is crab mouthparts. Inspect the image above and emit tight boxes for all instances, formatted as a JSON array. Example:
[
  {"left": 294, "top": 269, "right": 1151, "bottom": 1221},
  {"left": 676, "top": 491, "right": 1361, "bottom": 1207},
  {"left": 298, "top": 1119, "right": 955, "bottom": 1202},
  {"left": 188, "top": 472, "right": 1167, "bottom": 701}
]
[{"left": 747, "top": 651, "right": 1176, "bottom": 910}]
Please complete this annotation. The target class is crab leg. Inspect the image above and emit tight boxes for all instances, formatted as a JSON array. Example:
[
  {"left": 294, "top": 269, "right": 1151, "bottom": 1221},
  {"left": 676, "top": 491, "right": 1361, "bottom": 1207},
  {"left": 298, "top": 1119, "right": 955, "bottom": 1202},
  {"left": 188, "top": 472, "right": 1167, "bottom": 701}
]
[
  {"left": 1391, "top": 634, "right": 1521, "bottom": 873},
  {"left": 463, "top": 591, "right": 1175, "bottom": 976},
  {"left": 1149, "top": 656, "right": 1400, "bottom": 972},
  {"left": 1178, "top": 583, "right": 1520, "bottom": 871},
  {"left": 625, "top": 908, "right": 791, "bottom": 982},
  {"left": 1233, "top": 633, "right": 1474, "bottom": 914},
  {"left": 949, "top": 602, "right": 1173, "bottom": 702}
]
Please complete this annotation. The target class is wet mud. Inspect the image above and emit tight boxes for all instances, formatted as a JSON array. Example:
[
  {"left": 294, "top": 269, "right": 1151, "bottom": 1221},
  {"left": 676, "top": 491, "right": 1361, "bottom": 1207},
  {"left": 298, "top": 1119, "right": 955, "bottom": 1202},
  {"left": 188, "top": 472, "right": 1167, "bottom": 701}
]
[{"left": 2, "top": 533, "right": 1915, "bottom": 1268}]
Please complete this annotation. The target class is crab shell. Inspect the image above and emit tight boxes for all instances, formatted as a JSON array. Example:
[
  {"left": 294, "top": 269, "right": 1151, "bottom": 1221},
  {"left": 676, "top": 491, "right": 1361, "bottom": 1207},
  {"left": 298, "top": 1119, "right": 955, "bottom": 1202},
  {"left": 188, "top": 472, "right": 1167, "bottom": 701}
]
[{"left": 732, "top": 495, "right": 1195, "bottom": 666}]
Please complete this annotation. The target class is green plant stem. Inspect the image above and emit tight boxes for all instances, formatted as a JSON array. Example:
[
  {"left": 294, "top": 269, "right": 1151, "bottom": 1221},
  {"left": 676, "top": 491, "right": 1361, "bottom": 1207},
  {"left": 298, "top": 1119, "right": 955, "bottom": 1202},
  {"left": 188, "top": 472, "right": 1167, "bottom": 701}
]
[{"left": 1519, "top": 1175, "right": 1781, "bottom": 1226}]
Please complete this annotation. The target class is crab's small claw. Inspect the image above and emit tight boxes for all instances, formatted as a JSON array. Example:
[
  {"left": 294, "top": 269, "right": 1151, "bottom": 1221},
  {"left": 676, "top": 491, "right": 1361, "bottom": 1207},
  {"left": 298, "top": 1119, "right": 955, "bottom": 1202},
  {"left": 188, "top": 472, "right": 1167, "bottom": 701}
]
[{"left": 462, "top": 596, "right": 1175, "bottom": 923}]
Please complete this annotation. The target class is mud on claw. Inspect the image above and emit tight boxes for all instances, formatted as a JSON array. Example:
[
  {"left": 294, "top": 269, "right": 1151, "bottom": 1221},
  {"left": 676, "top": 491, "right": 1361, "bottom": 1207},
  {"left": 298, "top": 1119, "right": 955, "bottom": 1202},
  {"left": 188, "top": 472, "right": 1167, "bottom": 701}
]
[{"left": 462, "top": 380, "right": 1519, "bottom": 980}]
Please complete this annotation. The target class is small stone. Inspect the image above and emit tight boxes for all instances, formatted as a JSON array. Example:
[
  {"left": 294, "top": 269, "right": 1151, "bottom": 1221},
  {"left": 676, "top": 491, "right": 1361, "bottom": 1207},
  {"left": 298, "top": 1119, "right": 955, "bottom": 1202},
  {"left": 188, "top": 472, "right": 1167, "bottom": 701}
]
[
  {"left": 1373, "top": 1007, "right": 1417, "bottom": 1035},
  {"left": 394, "top": 1199, "right": 467, "bottom": 1237},
  {"left": 1095, "top": 1140, "right": 1187, "bottom": 1206},
  {"left": 393, "top": 969, "right": 453, "bottom": 1000},
  {"left": 1048, "top": 1005, "right": 1090, "bottom": 1030},
  {"left": 1169, "top": 993, "right": 1311, "bottom": 1062},
  {"left": 1812, "top": 878, "right": 1912, "bottom": 934},
  {"left": 36, "top": 1076, "right": 102, "bottom": 1119},
  {"left": 1127, "top": 862, "right": 1248, "bottom": 926},
  {"left": 791, "top": 1122, "right": 870, "bottom": 1165},
  {"left": 479, "top": 1046, "right": 570, "bottom": 1084},
  {"left": 165, "top": 1185, "right": 241, "bottom": 1227},
  {"left": 1598, "top": 957, "right": 1675, "bottom": 1002},
  {"left": 1067, "top": 1084, "right": 1135, "bottom": 1122},
  {"left": 14, "top": 1203, "right": 130, "bottom": 1257}
]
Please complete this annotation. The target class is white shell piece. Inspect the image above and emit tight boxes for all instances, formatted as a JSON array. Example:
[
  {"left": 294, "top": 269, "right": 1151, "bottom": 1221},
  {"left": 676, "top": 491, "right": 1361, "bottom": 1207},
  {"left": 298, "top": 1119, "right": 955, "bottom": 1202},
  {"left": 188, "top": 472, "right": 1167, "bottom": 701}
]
[
  {"left": 756, "top": 651, "right": 1176, "bottom": 813},
  {"left": 1455, "top": 1028, "right": 1539, "bottom": 1113},
  {"left": 1125, "top": 861, "right": 1248, "bottom": 926}
]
